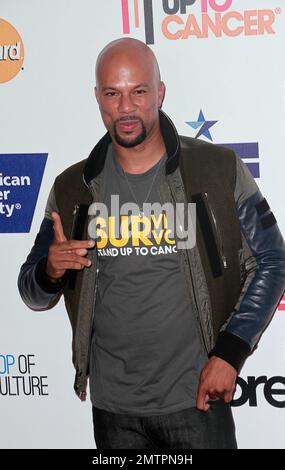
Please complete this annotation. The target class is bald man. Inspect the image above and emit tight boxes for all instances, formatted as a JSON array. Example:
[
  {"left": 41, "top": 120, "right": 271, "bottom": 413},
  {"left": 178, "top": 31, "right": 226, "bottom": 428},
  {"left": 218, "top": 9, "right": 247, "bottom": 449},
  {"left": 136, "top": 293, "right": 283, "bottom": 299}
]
[{"left": 18, "top": 38, "right": 285, "bottom": 449}]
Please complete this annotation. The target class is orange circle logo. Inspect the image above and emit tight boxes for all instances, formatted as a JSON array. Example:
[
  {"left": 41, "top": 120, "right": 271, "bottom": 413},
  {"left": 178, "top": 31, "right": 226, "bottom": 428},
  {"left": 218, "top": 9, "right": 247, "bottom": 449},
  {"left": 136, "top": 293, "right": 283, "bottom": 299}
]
[{"left": 0, "top": 19, "right": 24, "bottom": 84}]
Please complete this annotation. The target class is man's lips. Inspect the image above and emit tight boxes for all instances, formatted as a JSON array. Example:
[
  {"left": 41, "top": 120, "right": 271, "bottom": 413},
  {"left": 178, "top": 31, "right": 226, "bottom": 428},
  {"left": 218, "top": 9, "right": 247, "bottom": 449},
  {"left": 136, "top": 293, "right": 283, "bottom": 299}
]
[{"left": 117, "top": 120, "right": 140, "bottom": 132}]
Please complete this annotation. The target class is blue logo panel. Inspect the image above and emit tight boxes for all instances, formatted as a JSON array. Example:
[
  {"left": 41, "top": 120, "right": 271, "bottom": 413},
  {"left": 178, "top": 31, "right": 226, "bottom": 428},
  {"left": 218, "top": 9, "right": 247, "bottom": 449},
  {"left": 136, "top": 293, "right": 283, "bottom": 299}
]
[
  {"left": 0, "top": 153, "right": 48, "bottom": 233},
  {"left": 219, "top": 143, "right": 260, "bottom": 178}
]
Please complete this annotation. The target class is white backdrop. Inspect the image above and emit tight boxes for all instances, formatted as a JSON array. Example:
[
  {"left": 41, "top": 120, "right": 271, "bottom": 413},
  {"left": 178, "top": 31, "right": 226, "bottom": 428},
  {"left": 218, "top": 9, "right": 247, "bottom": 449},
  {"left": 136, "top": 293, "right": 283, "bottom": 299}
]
[{"left": 1, "top": 0, "right": 284, "bottom": 449}]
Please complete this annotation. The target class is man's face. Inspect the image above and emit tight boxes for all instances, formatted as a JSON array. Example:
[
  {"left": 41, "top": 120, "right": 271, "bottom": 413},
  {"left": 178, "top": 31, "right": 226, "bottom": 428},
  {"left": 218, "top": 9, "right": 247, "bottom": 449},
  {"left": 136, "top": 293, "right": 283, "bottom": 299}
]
[{"left": 95, "top": 52, "right": 165, "bottom": 148}]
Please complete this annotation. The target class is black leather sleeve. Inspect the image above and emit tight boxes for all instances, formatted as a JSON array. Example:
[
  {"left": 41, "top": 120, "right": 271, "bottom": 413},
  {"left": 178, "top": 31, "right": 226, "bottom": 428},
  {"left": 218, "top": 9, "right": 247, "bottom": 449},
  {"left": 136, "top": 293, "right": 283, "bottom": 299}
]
[
  {"left": 226, "top": 190, "right": 285, "bottom": 346},
  {"left": 211, "top": 190, "right": 285, "bottom": 371}
]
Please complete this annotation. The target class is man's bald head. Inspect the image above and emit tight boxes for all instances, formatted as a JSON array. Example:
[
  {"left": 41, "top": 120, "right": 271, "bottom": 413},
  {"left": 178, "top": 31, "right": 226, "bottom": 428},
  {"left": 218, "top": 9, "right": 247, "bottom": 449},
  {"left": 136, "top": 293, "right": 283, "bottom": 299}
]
[
  {"left": 95, "top": 38, "right": 161, "bottom": 86},
  {"left": 94, "top": 37, "right": 165, "bottom": 149}
]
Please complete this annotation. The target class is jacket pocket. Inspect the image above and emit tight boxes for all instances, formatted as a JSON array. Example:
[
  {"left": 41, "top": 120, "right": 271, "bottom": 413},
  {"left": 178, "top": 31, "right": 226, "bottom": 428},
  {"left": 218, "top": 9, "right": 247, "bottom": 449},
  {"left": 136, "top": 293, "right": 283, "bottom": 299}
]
[
  {"left": 192, "top": 192, "right": 227, "bottom": 278},
  {"left": 68, "top": 203, "right": 90, "bottom": 290},
  {"left": 70, "top": 203, "right": 80, "bottom": 239},
  {"left": 204, "top": 192, "right": 228, "bottom": 269}
]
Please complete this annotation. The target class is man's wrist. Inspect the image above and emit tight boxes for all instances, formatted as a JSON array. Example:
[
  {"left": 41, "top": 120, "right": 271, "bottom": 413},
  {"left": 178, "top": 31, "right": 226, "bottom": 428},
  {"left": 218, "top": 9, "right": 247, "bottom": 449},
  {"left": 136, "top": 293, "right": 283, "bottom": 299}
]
[
  {"left": 209, "top": 331, "right": 251, "bottom": 372},
  {"left": 46, "top": 273, "right": 63, "bottom": 284},
  {"left": 35, "top": 258, "right": 67, "bottom": 293}
]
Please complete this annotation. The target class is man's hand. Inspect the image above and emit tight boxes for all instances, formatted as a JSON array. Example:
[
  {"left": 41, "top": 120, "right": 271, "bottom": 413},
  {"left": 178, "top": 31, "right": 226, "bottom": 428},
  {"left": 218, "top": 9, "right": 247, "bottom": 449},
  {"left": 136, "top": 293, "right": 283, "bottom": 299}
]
[
  {"left": 45, "top": 211, "right": 95, "bottom": 281},
  {"left": 196, "top": 356, "right": 237, "bottom": 411}
]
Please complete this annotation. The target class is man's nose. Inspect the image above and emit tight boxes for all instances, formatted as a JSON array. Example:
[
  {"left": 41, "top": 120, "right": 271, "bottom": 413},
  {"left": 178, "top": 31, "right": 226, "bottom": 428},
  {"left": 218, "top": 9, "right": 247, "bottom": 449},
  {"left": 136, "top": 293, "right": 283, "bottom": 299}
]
[{"left": 118, "top": 94, "right": 136, "bottom": 113}]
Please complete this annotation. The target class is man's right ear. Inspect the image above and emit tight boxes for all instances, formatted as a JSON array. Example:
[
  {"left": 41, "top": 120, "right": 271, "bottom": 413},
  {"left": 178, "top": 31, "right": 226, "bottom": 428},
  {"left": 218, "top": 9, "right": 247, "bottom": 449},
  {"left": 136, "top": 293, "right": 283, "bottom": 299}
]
[{"left": 94, "top": 86, "right": 99, "bottom": 102}]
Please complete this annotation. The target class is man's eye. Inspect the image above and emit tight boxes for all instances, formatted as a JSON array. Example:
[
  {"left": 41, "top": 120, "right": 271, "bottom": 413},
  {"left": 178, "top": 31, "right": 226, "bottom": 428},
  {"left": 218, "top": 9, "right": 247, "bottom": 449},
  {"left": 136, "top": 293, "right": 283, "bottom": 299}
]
[
  {"left": 134, "top": 89, "right": 147, "bottom": 95},
  {"left": 105, "top": 92, "right": 118, "bottom": 97}
]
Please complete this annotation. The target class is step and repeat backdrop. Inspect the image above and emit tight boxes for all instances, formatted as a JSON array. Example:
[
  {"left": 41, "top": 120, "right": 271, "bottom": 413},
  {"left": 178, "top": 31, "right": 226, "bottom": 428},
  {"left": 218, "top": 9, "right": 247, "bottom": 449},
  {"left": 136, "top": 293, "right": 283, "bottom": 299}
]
[{"left": 1, "top": 0, "right": 285, "bottom": 449}]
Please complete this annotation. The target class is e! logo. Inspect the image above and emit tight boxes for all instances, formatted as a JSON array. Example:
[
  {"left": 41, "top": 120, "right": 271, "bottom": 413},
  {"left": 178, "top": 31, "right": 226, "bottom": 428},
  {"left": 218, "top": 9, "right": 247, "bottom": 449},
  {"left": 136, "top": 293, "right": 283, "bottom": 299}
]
[
  {"left": 0, "top": 18, "right": 24, "bottom": 84},
  {"left": 232, "top": 375, "right": 285, "bottom": 408}
]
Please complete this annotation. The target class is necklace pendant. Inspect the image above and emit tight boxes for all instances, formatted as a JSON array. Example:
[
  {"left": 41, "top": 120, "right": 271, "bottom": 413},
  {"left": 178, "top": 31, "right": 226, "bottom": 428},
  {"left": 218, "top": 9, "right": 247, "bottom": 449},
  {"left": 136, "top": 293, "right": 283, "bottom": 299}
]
[{"left": 139, "top": 208, "right": 144, "bottom": 218}]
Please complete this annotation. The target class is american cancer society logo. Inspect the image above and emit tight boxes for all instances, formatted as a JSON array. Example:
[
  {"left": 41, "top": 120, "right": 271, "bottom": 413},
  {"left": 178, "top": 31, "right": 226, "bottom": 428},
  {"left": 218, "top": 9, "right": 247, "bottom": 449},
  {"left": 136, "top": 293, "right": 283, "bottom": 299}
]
[
  {"left": 121, "top": 0, "right": 281, "bottom": 44},
  {"left": 0, "top": 153, "right": 47, "bottom": 233}
]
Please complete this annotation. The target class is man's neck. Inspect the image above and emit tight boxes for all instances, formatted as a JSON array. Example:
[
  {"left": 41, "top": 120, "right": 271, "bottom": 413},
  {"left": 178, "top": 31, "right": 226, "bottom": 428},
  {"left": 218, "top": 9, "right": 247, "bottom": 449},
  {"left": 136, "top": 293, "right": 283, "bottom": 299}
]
[{"left": 113, "top": 133, "right": 166, "bottom": 174}]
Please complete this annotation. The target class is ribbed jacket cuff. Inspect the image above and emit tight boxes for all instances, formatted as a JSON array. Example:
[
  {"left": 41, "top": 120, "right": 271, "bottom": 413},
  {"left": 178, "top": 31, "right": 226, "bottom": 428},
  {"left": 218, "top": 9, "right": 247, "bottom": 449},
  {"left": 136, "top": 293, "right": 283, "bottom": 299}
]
[
  {"left": 209, "top": 331, "right": 251, "bottom": 372},
  {"left": 35, "top": 257, "right": 67, "bottom": 294}
]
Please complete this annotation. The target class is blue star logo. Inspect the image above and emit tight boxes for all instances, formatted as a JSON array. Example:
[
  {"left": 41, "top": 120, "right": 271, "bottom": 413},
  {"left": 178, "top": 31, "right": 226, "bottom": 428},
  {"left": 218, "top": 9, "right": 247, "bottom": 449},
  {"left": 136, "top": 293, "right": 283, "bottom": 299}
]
[{"left": 186, "top": 110, "right": 218, "bottom": 141}]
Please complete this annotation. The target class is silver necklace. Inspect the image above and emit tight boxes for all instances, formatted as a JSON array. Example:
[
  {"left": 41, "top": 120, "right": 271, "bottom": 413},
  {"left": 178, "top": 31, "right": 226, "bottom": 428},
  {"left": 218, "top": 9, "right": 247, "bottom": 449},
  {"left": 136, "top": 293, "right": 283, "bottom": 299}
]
[{"left": 121, "top": 157, "right": 164, "bottom": 218}]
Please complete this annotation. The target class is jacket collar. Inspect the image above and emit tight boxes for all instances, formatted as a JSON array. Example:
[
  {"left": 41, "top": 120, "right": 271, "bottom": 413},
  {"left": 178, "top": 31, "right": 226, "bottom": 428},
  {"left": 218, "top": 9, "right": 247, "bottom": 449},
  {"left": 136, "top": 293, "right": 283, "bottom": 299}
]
[{"left": 83, "top": 109, "right": 180, "bottom": 185}]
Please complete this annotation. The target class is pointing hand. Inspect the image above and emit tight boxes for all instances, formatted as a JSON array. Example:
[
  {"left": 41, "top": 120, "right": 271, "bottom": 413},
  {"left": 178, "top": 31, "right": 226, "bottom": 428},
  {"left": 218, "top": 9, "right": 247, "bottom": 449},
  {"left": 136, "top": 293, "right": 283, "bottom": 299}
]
[{"left": 45, "top": 211, "right": 95, "bottom": 281}]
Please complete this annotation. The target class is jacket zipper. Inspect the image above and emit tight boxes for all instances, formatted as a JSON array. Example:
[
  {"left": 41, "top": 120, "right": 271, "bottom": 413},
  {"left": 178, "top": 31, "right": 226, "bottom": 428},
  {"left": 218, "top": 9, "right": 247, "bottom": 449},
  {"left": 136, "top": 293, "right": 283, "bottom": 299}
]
[
  {"left": 185, "top": 250, "right": 211, "bottom": 354},
  {"left": 204, "top": 192, "right": 228, "bottom": 269},
  {"left": 88, "top": 260, "right": 99, "bottom": 369},
  {"left": 78, "top": 257, "right": 99, "bottom": 401},
  {"left": 71, "top": 200, "right": 99, "bottom": 399},
  {"left": 79, "top": 172, "right": 104, "bottom": 399},
  {"left": 167, "top": 178, "right": 211, "bottom": 353}
]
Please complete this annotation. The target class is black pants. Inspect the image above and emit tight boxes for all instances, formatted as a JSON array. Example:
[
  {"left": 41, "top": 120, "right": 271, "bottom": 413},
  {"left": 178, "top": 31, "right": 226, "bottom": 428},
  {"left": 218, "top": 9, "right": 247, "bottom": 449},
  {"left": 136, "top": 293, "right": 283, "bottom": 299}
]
[{"left": 92, "top": 400, "right": 237, "bottom": 449}]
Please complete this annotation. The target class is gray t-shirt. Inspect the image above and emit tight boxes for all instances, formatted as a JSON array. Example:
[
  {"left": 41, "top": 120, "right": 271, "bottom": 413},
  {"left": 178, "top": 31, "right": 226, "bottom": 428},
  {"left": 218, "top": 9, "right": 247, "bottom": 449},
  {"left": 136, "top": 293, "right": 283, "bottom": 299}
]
[{"left": 89, "top": 145, "right": 206, "bottom": 415}]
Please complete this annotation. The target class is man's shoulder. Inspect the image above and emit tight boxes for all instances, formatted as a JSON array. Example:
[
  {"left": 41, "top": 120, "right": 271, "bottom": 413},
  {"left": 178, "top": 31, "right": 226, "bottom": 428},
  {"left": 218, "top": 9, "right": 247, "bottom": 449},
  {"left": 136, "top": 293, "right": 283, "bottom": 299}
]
[
  {"left": 178, "top": 135, "right": 238, "bottom": 189},
  {"left": 53, "top": 158, "right": 89, "bottom": 203},
  {"left": 55, "top": 158, "right": 87, "bottom": 183},
  {"left": 180, "top": 134, "right": 210, "bottom": 150},
  {"left": 52, "top": 157, "right": 91, "bottom": 211},
  {"left": 179, "top": 135, "right": 235, "bottom": 158}
]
